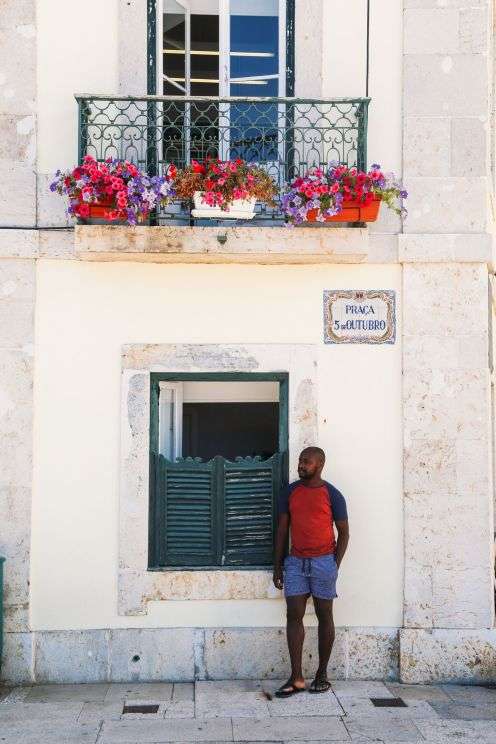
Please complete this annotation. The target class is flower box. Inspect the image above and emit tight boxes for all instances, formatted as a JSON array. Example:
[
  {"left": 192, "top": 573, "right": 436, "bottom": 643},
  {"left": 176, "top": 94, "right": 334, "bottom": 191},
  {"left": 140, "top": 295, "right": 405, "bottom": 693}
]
[
  {"left": 281, "top": 163, "right": 407, "bottom": 226},
  {"left": 50, "top": 156, "right": 175, "bottom": 226},
  {"left": 173, "top": 159, "right": 277, "bottom": 219},
  {"left": 306, "top": 197, "right": 381, "bottom": 223},
  {"left": 191, "top": 191, "right": 257, "bottom": 220}
]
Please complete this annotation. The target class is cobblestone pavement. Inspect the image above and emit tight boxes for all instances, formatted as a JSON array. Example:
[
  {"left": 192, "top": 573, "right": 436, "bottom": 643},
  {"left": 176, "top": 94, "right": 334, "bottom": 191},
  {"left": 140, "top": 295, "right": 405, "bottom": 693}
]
[{"left": 2, "top": 679, "right": 496, "bottom": 743}]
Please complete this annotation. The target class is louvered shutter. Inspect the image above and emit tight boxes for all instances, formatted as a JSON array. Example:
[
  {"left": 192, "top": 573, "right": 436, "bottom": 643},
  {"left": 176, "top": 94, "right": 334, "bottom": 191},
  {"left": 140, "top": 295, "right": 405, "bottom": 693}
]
[
  {"left": 223, "top": 454, "right": 281, "bottom": 567},
  {"left": 160, "top": 455, "right": 217, "bottom": 567}
]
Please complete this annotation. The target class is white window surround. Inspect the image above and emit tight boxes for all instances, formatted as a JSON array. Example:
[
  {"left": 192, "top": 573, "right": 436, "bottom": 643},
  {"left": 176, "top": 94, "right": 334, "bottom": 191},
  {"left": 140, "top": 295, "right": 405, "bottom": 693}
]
[
  {"left": 117, "top": 1, "right": 324, "bottom": 99},
  {"left": 119, "top": 343, "right": 318, "bottom": 616}
]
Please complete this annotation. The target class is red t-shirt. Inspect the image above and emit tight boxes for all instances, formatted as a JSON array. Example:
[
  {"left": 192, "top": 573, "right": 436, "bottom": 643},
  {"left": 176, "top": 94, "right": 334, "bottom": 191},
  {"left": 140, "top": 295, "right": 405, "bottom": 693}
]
[{"left": 278, "top": 480, "right": 348, "bottom": 558}]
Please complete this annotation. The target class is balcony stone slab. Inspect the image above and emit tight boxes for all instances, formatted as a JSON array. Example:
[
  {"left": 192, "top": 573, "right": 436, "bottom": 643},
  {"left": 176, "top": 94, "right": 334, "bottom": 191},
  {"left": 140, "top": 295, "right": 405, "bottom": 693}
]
[{"left": 74, "top": 224, "right": 370, "bottom": 264}]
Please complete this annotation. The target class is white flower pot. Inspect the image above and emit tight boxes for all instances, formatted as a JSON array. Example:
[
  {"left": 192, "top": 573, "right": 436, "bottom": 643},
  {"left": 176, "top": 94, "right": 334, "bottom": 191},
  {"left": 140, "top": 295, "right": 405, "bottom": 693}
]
[{"left": 191, "top": 191, "right": 256, "bottom": 220}]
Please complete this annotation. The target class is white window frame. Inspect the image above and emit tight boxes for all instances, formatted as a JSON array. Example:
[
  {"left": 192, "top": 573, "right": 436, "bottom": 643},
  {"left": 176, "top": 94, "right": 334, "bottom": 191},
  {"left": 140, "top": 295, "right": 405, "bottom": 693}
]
[
  {"left": 158, "top": 381, "right": 183, "bottom": 460},
  {"left": 157, "top": 0, "right": 287, "bottom": 97}
]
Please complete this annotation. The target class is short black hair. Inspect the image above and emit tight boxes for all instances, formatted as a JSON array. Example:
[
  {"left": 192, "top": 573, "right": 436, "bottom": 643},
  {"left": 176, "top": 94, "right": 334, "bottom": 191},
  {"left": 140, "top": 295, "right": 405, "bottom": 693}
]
[{"left": 300, "top": 446, "right": 326, "bottom": 464}]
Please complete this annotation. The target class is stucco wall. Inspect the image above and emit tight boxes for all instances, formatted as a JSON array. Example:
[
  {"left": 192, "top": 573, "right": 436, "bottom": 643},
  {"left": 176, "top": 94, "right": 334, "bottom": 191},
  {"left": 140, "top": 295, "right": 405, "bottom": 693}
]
[{"left": 30, "top": 259, "right": 403, "bottom": 632}]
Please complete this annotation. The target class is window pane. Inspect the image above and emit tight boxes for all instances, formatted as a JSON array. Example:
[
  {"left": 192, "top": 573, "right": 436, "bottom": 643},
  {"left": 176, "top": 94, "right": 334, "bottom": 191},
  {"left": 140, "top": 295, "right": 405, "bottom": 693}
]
[
  {"left": 230, "top": 2, "right": 279, "bottom": 97},
  {"left": 163, "top": 4, "right": 186, "bottom": 95},
  {"left": 191, "top": 14, "right": 219, "bottom": 94},
  {"left": 160, "top": 388, "right": 176, "bottom": 460}
]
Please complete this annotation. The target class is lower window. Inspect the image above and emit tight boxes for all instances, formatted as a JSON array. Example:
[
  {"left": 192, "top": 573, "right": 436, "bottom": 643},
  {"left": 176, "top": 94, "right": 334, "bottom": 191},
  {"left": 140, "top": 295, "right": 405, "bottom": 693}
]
[{"left": 148, "top": 373, "right": 288, "bottom": 570}]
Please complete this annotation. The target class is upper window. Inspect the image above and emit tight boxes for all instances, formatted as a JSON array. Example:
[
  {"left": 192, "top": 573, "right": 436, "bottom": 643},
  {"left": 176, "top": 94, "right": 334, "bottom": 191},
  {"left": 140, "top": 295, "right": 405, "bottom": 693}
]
[
  {"left": 149, "top": 373, "right": 288, "bottom": 570},
  {"left": 158, "top": 0, "right": 286, "bottom": 97}
]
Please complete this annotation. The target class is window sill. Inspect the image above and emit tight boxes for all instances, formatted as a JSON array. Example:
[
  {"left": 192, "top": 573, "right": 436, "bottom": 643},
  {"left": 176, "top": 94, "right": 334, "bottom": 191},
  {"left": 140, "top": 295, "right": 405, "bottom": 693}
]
[
  {"left": 75, "top": 224, "right": 370, "bottom": 264},
  {"left": 148, "top": 566, "right": 273, "bottom": 572}
]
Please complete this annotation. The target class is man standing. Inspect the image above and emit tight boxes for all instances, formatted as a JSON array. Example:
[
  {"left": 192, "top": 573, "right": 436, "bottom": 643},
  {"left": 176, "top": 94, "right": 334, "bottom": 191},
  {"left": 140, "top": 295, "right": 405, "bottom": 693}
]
[{"left": 273, "top": 447, "right": 349, "bottom": 696}]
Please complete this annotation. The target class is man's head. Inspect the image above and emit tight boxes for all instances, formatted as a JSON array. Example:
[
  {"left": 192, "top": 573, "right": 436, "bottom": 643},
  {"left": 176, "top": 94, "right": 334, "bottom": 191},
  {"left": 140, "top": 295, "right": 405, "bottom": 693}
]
[{"left": 297, "top": 446, "right": 326, "bottom": 481}]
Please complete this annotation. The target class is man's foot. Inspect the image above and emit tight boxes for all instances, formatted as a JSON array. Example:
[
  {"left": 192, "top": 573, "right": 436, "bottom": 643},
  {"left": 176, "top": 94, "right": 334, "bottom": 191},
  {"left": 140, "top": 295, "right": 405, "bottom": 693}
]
[
  {"left": 309, "top": 675, "right": 332, "bottom": 694},
  {"left": 275, "top": 678, "right": 306, "bottom": 698}
]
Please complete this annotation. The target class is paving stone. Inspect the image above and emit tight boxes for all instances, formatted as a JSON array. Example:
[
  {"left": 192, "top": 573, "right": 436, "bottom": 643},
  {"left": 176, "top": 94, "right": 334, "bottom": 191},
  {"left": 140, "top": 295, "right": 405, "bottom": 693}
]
[
  {"left": 441, "top": 685, "right": 496, "bottom": 704},
  {"left": 163, "top": 700, "right": 195, "bottom": 718},
  {"left": 386, "top": 683, "right": 451, "bottom": 703},
  {"left": 195, "top": 680, "right": 269, "bottom": 718},
  {"left": 26, "top": 683, "right": 109, "bottom": 703},
  {"left": 0, "top": 701, "right": 85, "bottom": 723},
  {"left": 343, "top": 716, "right": 423, "bottom": 741},
  {"left": 267, "top": 691, "right": 342, "bottom": 717},
  {"left": 77, "top": 700, "right": 124, "bottom": 724},
  {"left": 99, "top": 716, "right": 233, "bottom": 742},
  {"left": 0, "top": 722, "right": 101, "bottom": 744},
  {"left": 338, "top": 697, "right": 438, "bottom": 720},
  {"left": 331, "top": 680, "right": 394, "bottom": 698},
  {"left": 172, "top": 682, "right": 194, "bottom": 701},
  {"left": 415, "top": 718, "right": 496, "bottom": 741},
  {"left": 430, "top": 702, "right": 496, "bottom": 720},
  {"left": 105, "top": 682, "right": 173, "bottom": 702},
  {"left": 233, "top": 716, "right": 348, "bottom": 741},
  {"left": 0, "top": 685, "right": 31, "bottom": 703}
]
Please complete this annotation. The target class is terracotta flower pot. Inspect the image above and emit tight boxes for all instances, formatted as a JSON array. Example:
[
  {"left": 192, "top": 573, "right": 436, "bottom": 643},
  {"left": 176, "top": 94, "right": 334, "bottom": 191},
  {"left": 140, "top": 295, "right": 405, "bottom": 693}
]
[
  {"left": 306, "top": 197, "right": 381, "bottom": 223},
  {"left": 88, "top": 199, "right": 116, "bottom": 219}
]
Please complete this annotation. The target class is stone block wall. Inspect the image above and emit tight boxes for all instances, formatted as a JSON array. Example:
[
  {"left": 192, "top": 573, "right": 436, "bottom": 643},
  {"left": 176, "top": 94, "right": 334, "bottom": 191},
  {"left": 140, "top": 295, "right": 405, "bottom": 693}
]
[
  {"left": 403, "top": 0, "right": 491, "bottom": 234},
  {"left": 0, "top": 1, "right": 37, "bottom": 228},
  {"left": 0, "top": 0, "right": 37, "bottom": 685}
]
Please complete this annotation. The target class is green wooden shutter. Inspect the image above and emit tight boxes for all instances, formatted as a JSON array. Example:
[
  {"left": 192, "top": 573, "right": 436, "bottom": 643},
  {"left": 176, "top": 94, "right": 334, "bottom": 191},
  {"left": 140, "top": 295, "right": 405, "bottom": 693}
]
[
  {"left": 223, "top": 454, "right": 281, "bottom": 567},
  {"left": 161, "top": 456, "right": 217, "bottom": 567}
]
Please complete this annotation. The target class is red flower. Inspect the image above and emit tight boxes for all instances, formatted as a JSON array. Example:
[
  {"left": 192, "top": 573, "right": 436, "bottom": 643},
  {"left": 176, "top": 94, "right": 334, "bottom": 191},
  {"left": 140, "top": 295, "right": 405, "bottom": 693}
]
[
  {"left": 78, "top": 203, "right": 90, "bottom": 218},
  {"left": 191, "top": 160, "right": 206, "bottom": 174},
  {"left": 167, "top": 164, "right": 177, "bottom": 180}
]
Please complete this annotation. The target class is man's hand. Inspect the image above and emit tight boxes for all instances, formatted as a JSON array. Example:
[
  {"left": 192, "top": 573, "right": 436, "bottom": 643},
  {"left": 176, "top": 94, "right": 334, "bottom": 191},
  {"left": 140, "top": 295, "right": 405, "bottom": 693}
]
[{"left": 273, "top": 565, "right": 283, "bottom": 590}]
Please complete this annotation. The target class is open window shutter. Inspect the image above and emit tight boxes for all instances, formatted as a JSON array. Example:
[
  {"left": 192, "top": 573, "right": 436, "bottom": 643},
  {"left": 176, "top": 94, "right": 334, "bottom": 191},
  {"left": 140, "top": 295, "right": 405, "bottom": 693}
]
[
  {"left": 224, "top": 454, "right": 281, "bottom": 567},
  {"left": 160, "top": 455, "right": 217, "bottom": 567}
]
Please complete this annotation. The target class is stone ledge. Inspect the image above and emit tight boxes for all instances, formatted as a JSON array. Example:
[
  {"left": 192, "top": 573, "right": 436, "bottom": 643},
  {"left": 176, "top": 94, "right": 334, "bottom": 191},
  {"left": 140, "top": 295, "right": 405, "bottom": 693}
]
[
  {"left": 2, "top": 627, "right": 399, "bottom": 684},
  {"left": 399, "top": 233, "right": 493, "bottom": 263},
  {"left": 74, "top": 224, "right": 370, "bottom": 264},
  {"left": 400, "top": 628, "right": 496, "bottom": 684}
]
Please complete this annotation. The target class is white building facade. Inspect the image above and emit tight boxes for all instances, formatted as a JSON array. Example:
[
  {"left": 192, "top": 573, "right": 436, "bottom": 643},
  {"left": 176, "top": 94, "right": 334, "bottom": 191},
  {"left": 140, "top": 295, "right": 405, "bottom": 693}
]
[{"left": 1, "top": 0, "right": 495, "bottom": 684}]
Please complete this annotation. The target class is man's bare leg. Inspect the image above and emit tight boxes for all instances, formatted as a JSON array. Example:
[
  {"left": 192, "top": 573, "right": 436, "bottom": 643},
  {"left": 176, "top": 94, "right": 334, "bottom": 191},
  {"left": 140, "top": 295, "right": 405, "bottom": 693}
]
[
  {"left": 312, "top": 597, "right": 334, "bottom": 686},
  {"left": 285, "top": 594, "right": 308, "bottom": 688}
]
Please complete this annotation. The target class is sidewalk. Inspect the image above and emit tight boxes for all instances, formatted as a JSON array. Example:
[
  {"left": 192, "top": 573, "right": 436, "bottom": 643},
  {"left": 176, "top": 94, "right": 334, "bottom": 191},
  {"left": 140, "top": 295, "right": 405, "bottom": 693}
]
[{"left": 1, "top": 679, "right": 496, "bottom": 743}]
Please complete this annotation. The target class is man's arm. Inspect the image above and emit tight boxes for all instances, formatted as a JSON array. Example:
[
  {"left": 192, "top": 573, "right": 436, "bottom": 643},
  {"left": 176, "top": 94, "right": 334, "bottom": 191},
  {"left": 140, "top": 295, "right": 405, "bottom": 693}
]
[
  {"left": 334, "top": 519, "right": 349, "bottom": 569},
  {"left": 273, "top": 513, "right": 289, "bottom": 589}
]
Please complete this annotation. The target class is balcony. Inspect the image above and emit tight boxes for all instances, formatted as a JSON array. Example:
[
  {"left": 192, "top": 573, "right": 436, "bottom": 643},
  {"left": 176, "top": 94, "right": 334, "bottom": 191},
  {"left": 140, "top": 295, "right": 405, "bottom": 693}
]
[{"left": 77, "top": 95, "right": 370, "bottom": 226}]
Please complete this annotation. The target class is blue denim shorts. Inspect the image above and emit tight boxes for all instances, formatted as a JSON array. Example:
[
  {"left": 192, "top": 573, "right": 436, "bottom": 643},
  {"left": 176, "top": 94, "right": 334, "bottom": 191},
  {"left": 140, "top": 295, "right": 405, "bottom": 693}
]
[{"left": 283, "top": 554, "right": 338, "bottom": 600}]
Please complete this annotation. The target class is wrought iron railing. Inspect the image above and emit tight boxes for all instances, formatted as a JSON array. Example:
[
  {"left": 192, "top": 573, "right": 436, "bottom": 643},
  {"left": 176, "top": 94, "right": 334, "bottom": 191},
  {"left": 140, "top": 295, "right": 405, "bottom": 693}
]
[{"left": 76, "top": 95, "right": 370, "bottom": 223}]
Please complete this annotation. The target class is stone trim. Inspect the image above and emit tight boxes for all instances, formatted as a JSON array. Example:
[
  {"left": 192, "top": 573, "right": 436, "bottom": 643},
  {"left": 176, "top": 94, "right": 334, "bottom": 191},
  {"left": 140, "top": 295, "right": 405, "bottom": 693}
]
[
  {"left": 75, "top": 225, "right": 370, "bottom": 264},
  {"left": 400, "top": 628, "right": 496, "bottom": 684},
  {"left": 402, "top": 263, "right": 494, "bottom": 630},
  {"left": 2, "top": 626, "right": 399, "bottom": 684},
  {"left": 119, "top": 344, "right": 318, "bottom": 615}
]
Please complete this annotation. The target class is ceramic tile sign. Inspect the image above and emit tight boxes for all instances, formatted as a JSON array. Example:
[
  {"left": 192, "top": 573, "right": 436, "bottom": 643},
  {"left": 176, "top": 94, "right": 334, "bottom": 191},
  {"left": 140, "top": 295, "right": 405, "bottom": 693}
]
[{"left": 323, "top": 290, "right": 396, "bottom": 345}]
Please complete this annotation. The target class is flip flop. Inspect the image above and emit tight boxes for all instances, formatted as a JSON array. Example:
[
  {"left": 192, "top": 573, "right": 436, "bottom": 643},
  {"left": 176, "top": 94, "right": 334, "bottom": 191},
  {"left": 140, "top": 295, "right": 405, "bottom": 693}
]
[
  {"left": 309, "top": 678, "right": 332, "bottom": 694},
  {"left": 275, "top": 679, "right": 306, "bottom": 698}
]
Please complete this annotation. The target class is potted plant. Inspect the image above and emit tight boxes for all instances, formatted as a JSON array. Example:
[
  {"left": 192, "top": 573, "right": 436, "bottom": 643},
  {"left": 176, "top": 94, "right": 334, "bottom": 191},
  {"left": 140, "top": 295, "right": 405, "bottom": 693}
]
[
  {"left": 50, "top": 155, "right": 175, "bottom": 225},
  {"left": 172, "top": 158, "right": 278, "bottom": 219},
  {"left": 281, "top": 163, "right": 407, "bottom": 226}
]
